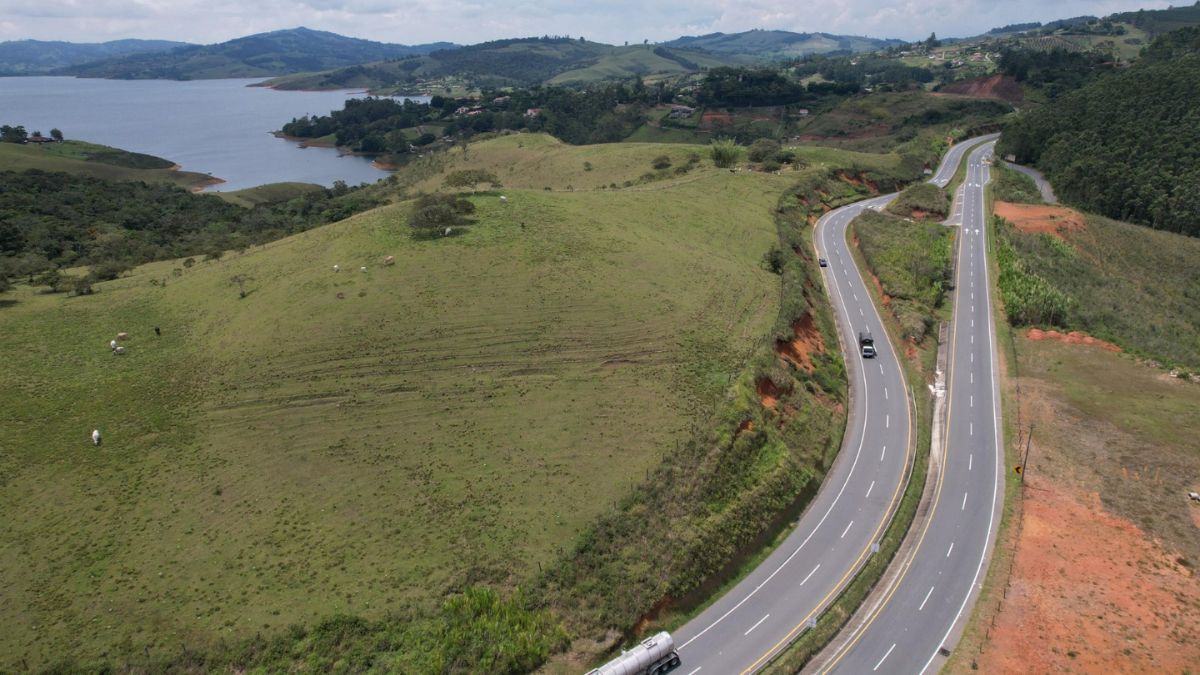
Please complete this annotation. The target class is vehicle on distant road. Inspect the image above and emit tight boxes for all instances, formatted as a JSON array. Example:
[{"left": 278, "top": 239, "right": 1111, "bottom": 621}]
[
  {"left": 819, "top": 257, "right": 828, "bottom": 267},
  {"left": 587, "top": 632, "right": 681, "bottom": 675},
  {"left": 859, "top": 331, "right": 876, "bottom": 358}
]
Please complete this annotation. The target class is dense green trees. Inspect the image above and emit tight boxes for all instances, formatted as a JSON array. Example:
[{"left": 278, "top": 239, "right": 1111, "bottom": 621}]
[
  {"left": 0, "top": 170, "right": 384, "bottom": 287},
  {"left": 1, "top": 124, "right": 28, "bottom": 143},
  {"left": 1000, "top": 27, "right": 1200, "bottom": 236},
  {"left": 697, "top": 67, "right": 807, "bottom": 107}
]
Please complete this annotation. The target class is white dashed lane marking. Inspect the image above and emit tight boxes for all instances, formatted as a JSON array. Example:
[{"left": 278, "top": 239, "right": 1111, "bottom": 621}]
[
  {"left": 919, "top": 585, "right": 935, "bottom": 611},
  {"left": 745, "top": 613, "right": 769, "bottom": 636},
  {"left": 874, "top": 644, "right": 897, "bottom": 672}
]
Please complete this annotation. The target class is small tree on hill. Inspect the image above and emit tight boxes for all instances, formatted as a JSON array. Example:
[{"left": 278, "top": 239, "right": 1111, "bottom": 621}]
[
  {"left": 709, "top": 139, "right": 743, "bottom": 168},
  {"left": 443, "top": 169, "right": 502, "bottom": 191},
  {"left": 50, "top": 128, "right": 63, "bottom": 142},
  {"left": 748, "top": 138, "right": 781, "bottom": 163},
  {"left": 408, "top": 193, "right": 476, "bottom": 238}
]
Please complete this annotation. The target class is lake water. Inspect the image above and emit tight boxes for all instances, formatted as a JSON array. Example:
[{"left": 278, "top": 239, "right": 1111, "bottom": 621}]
[{"left": 0, "top": 77, "right": 427, "bottom": 191}]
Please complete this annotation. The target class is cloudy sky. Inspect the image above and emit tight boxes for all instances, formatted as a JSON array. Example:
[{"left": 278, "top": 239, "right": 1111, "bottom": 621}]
[{"left": 0, "top": 0, "right": 1173, "bottom": 45}]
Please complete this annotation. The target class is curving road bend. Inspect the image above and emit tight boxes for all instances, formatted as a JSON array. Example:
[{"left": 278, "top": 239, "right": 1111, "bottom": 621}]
[
  {"left": 671, "top": 134, "right": 997, "bottom": 675},
  {"left": 819, "top": 140, "right": 1004, "bottom": 675}
]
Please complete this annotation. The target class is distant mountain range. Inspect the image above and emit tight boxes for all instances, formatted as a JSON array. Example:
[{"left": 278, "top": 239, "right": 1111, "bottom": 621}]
[
  {"left": 0, "top": 38, "right": 189, "bottom": 75},
  {"left": 52, "top": 27, "right": 455, "bottom": 80},
  {"left": 263, "top": 29, "right": 901, "bottom": 92},
  {"left": 263, "top": 37, "right": 744, "bottom": 91},
  {"left": 660, "top": 29, "right": 904, "bottom": 59}
]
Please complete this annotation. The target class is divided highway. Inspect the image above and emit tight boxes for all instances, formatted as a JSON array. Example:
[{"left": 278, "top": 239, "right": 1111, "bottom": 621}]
[
  {"left": 818, "top": 140, "right": 1003, "bottom": 674},
  {"left": 672, "top": 134, "right": 997, "bottom": 674}
]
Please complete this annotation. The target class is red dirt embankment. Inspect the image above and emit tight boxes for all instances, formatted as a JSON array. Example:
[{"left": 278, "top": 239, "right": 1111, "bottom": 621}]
[
  {"left": 775, "top": 312, "right": 826, "bottom": 373},
  {"left": 1027, "top": 329, "right": 1121, "bottom": 353},
  {"left": 994, "top": 202, "right": 1085, "bottom": 240},
  {"left": 936, "top": 74, "right": 1024, "bottom": 106},
  {"left": 973, "top": 478, "right": 1200, "bottom": 674},
  {"left": 755, "top": 377, "right": 789, "bottom": 411}
]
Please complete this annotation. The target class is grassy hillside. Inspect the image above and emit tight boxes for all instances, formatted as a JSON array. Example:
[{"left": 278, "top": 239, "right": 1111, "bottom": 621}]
[
  {"left": 216, "top": 182, "right": 325, "bottom": 208},
  {"left": 0, "top": 140, "right": 213, "bottom": 189},
  {"left": 796, "top": 90, "right": 1010, "bottom": 152},
  {"left": 266, "top": 38, "right": 739, "bottom": 92},
  {"left": 661, "top": 29, "right": 903, "bottom": 59},
  {"left": 62, "top": 27, "right": 453, "bottom": 80},
  {"left": 0, "top": 141, "right": 790, "bottom": 668},
  {"left": 547, "top": 45, "right": 732, "bottom": 85},
  {"left": 994, "top": 209, "right": 1200, "bottom": 369}
]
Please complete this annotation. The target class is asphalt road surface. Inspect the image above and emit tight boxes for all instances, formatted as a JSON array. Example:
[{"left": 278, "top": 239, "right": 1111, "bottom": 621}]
[
  {"left": 671, "top": 134, "right": 997, "bottom": 675},
  {"left": 819, "top": 140, "right": 1004, "bottom": 675}
]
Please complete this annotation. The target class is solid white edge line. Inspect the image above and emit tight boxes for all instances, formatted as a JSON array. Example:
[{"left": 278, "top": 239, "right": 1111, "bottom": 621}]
[{"left": 678, "top": 200, "right": 879, "bottom": 651}]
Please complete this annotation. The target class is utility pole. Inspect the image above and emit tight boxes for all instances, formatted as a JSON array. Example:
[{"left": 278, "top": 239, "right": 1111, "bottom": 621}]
[{"left": 1020, "top": 423, "right": 1034, "bottom": 484}]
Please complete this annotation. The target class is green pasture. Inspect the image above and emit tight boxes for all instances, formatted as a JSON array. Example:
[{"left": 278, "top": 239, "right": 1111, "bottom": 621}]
[
  {"left": 0, "top": 140, "right": 213, "bottom": 189},
  {"left": 0, "top": 164, "right": 785, "bottom": 667}
]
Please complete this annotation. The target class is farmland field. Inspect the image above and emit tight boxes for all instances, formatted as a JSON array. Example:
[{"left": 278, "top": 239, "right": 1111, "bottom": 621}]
[{"left": 0, "top": 141, "right": 791, "bottom": 666}]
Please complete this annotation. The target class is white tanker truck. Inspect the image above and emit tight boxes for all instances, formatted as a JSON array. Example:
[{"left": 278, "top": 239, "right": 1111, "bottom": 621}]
[{"left": 586, "top": 632, "right": 681, "bottom": 675}]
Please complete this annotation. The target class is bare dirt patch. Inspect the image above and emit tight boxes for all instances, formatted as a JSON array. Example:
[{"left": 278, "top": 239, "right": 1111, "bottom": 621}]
[
  {"left": 700, "top": 111, "right": 733, "bottom": 130},
  {"left": 836, "top": 171, "right": 879, "bottom": 193},
  {"left": 774, "top": 312, "right": 826, "bottom": 373},
  {"left": 756, "top": 376, "right": 789, "bottom": 411},
  {"left": 953, "top": 336, "right": 1200, "bottom": 674},
  {"left": 935, "top": 74, "right": 1024, "bottom": 106},
  {"left": 994, "top": 201, "right": 1085, "bottom": 239},
  {"left": 867, "top": 270, "right": 892, "bottom": 307},
  {"left": 971, "top": 478, "right": 1199, "bottom": 674},
  {"left": 1026, "top": 328, "right": 1121, "bottom": 353}
]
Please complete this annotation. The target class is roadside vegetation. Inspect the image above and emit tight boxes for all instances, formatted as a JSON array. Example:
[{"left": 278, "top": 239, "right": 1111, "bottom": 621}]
[
  {"left": 853, "top": 209, "right": 954, "bottom": 346},
  {"left": 885, "top": 182, "right": 950, "bottom": 220},
  {"left": 993, "top": 210, "right": 1200, "bottom": 369},
  {"left": 990, "top": 162, "right": 1043, "bottom": 203}
]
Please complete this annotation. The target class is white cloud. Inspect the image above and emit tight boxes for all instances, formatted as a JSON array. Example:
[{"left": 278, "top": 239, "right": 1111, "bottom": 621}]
[{"left": 0, "top": 0, "right": 1175, "bottom": 46}]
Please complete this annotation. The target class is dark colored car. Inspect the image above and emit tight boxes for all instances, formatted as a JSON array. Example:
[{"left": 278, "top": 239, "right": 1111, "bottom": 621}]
[{"left": 818, "top": 257, "right": 828, "bottom": 267}]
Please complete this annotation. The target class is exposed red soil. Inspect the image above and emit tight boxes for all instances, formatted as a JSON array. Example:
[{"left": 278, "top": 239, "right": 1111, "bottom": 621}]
[
  {"left": 994, "top": 202, "right": 1085, "bottom": 240},
  {"left": 837, "top": 170, "right": 879, "bottom": 193},
  {"left": 1027, "top": 329, "right": 1121, "bottom": 353},
  {"left": 775, "top": 312, "right": 826, "bottom": 373},
  {"left": 868, "top": 270, "right": 892, "bottom": 307},
  {"left": 973, "top": 478, "right": 1200, "bottom": 674},
  {"left": 736, "top": 419, "right": 755, "bottom": 436},
  {"left": 756, "top": 377, "right": 789, "bottom": 411},
  {"left": 807, "top": 214, "right": 818, "bottom": 226},
  {"left": 700, "top": 111, "right": 733, "bottom": 129},
  {"left": 631, "top": 596, "right": 672, "bottom": 636},
  {"left": 936, "top": 74, "right": 1025, "bottom": 106}
]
